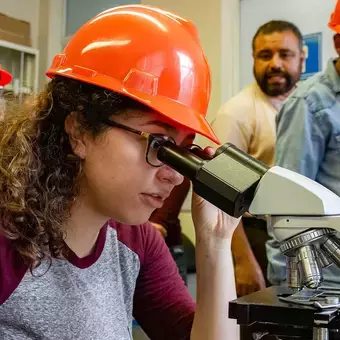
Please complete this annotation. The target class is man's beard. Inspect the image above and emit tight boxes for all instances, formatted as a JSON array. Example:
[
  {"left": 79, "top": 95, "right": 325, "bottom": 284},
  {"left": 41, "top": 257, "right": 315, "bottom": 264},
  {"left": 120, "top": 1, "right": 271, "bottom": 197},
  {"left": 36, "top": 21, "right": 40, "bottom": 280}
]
[{"left": 254, "top": 68, "right": 300, "bottom": 97}]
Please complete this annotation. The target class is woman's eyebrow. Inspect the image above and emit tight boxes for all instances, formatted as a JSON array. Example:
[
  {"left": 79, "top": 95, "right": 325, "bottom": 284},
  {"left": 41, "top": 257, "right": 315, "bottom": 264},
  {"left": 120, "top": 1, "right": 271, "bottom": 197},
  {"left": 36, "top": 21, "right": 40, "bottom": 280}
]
[{"left": 140, "top": 120, "right": 178, "bottom": 135}]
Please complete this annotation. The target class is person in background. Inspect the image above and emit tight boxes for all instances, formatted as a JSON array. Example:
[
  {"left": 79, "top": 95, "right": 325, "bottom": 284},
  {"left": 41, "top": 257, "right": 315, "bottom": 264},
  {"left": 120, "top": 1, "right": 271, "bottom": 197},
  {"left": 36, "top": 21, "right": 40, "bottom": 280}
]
[
  {"left": 273, "top": 0, "right": 340, "bottom": 288},
  {"left": 212, "top": 20, "right": 304, "bottom": 296},
  {"left": 0, "top": 5, "right": 240, "bottom": 340},
  {"left": 150, "top": 178, "right": 191, "bottom": 285}
]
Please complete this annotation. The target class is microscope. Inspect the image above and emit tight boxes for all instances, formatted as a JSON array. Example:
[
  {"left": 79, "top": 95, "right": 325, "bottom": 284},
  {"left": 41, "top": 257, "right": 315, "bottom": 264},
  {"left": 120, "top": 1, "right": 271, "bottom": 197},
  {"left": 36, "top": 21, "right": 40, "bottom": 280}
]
[{"left": 157, "top": 141, "right": 340, "bottom": 340}]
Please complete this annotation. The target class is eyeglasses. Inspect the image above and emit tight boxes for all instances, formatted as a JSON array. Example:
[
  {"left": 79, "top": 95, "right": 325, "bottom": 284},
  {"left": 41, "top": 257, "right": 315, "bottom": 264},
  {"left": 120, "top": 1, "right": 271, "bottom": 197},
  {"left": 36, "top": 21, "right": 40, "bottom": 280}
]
[{"left": 102, "top": 118, "right": 176, "bottom": 167}]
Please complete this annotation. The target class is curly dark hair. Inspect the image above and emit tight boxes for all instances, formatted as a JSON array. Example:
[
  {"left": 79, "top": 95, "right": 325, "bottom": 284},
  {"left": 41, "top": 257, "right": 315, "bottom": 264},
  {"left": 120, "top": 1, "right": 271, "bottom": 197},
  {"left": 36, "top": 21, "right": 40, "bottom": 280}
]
[{"left": 0, "top": 76, "right": 149, "bottom": 269}]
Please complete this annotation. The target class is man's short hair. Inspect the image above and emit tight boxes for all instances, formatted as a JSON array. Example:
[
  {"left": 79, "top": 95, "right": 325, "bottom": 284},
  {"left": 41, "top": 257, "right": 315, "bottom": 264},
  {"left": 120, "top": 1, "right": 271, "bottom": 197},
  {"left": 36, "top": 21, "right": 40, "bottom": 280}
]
[{"left": 252, "top": 20, "right": 303, "bottom": 51}]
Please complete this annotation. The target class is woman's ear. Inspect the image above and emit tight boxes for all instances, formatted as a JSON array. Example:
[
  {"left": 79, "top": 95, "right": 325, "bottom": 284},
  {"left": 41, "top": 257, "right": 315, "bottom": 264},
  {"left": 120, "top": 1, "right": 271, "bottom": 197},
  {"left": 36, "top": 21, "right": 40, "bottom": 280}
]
[{"left": 64, "top": 112, "right": 87, "bottom": 159}]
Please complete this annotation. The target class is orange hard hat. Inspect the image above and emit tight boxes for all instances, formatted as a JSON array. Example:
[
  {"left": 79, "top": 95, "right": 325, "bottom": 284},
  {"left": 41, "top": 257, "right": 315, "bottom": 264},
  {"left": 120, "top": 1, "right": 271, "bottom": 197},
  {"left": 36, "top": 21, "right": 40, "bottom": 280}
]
[
  {"left": 46, "top": 5, "right": 219, "bottom": 144},
  {"left": 329, "top": 0, "right": 340, "bottom": 33},
  {"left": 0, "top": 66, "right": 12, "bottom": 86}
]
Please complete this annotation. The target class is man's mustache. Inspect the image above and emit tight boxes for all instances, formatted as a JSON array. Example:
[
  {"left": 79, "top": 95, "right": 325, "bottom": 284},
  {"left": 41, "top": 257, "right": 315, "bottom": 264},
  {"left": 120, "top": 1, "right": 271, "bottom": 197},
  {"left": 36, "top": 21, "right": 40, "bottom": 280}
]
[{"left": 265, "top": 71, "right": 287, "bottom": 78}]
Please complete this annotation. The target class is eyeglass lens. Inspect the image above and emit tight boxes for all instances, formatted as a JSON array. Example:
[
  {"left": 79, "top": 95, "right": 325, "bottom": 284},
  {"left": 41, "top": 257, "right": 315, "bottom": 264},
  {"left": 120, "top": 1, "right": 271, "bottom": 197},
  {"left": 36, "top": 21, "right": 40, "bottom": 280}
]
[{"left": 146, "top": 134, "right": 176, "bottom": 167}]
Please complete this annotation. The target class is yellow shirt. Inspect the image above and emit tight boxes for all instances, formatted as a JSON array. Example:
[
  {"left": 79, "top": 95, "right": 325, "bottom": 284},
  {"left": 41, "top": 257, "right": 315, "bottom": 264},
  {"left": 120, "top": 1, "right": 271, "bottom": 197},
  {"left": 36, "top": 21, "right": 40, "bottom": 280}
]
[{"left": 212, "top": 82, "right": 286, "bottom": 167}]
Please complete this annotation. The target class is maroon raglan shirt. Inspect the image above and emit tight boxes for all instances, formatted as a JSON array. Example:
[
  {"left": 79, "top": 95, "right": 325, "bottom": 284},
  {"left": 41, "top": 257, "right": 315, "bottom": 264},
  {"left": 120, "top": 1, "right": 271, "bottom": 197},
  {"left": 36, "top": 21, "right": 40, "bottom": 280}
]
[{"left": 0, "top": 220, "right": 195, "bottom": 339}]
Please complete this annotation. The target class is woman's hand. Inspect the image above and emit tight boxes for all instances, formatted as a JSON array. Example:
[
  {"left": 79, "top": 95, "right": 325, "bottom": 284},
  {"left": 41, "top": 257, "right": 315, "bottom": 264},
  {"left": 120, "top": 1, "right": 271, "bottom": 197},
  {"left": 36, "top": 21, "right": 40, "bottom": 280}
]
[{"left": 191, "top": 147, "right": 241, "bottom": 241}]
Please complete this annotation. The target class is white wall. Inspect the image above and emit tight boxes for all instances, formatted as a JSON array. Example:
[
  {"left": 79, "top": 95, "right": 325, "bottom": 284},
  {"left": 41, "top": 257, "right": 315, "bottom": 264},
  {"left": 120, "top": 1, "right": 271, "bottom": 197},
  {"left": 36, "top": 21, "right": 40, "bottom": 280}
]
[
  {"left": 240, "top": 0, "right": 338, "bottom": 88},
  {"left": 38, "top": 0, "right": 64, "bottom": 89}
]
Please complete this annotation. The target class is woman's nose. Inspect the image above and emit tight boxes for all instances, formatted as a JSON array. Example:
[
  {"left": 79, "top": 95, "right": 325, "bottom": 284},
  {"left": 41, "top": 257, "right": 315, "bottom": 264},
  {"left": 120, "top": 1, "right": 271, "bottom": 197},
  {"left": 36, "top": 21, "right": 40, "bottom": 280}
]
[{"left": 157, "top": 165, "right": 184, "bottom": 186}]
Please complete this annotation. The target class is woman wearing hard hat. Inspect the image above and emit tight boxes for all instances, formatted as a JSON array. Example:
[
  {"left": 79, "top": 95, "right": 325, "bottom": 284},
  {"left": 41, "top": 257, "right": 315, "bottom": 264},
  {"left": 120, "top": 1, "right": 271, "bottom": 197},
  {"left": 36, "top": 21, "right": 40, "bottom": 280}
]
[{"left": 0, "top": 5, "right": 239, "bottom": 340}]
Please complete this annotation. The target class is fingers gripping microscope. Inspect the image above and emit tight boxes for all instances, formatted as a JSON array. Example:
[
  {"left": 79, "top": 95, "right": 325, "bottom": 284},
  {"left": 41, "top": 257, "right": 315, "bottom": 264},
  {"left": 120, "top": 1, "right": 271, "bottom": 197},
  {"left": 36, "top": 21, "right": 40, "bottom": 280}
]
[{"left": 157, "top": 142, "right": 340, "bottom": 339}]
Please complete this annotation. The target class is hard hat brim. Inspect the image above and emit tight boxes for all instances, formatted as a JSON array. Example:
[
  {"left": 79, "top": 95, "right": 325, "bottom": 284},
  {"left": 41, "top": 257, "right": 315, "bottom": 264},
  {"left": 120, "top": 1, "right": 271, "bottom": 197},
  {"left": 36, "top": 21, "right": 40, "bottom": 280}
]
[{"left": 329, "top": 22, "right": 340, "bottom": 33}]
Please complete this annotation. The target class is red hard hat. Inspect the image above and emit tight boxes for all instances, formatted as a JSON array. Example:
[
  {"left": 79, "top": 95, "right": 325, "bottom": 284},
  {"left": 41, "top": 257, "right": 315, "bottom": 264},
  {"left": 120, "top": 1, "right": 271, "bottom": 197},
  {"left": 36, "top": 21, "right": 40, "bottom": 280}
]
[
  {"left": 0, "top": 66, "right": 12, "bottom": 86},
  {"left": 329, "top": 0, "right": 340, "bottom": 33},
  {"left": 46, "top": 5, "right": 219, "bottom": 144}
]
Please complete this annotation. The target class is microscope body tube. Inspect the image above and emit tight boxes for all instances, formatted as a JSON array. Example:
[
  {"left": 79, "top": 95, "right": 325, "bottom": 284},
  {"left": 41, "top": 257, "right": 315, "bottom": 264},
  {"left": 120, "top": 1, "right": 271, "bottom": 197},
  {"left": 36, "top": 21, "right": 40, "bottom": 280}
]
[{"left": 157, "top": 142, "right": 269, "bottom": 218}]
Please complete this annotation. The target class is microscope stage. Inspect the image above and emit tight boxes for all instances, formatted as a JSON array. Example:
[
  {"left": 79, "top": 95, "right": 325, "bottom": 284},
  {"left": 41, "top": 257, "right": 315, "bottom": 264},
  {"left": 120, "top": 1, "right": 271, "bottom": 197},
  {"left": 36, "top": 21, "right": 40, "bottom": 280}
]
[{"left": 229, "top": 286, "right": 339, "bottom": 327}]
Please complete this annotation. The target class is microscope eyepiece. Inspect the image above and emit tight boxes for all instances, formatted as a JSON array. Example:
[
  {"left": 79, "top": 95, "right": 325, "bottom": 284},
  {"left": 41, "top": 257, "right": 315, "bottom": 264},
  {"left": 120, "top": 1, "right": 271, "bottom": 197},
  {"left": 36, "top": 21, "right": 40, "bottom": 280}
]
[
  {"left": 157, "top": 142, "right": 269, "bottom": 218},
  {"left": 156, "top": 142, "right": 205, "bottom": 179}
]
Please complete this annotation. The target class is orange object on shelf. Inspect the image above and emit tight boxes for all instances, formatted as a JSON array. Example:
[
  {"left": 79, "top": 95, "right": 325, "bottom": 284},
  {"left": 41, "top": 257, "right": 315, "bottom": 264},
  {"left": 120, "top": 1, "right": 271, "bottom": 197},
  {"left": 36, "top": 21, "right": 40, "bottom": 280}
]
[{"left": 0, "top": 66, "right": 12, "bottom": 86}]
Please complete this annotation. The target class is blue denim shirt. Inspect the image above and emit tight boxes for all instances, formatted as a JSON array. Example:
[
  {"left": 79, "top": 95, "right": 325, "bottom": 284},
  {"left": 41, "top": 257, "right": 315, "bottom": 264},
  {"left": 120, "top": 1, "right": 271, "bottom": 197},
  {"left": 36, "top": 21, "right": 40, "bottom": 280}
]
[{"left": 268, "top": 58, "right": 340, "bottom": 287}]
